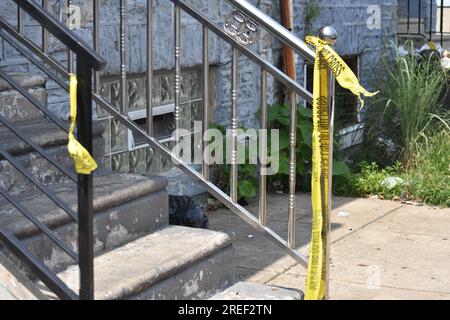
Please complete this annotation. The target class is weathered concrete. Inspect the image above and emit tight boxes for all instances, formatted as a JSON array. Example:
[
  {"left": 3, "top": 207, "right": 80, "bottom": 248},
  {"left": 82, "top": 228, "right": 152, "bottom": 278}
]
[
  {"left": 133, "top": 245, "right": 234, "bottom": 300},
  {"left": 0, "top": 88, "right": 46, "bottom": 124},
  {"left": 0, "top": 119, "right": 105, "bottom": 195},
  {"left": 0, "top": 73, "right": 47, "bottom": 124},
  {"left": 0, "top": 172, "right": 169, "bottom": 273},
  {"left": 43, "top": 226, "right": 233, "bottom": 300},
  {"left": 0, "top": 252, "right": 47, "bottom": 300},
  {"left": 210, "top": 282, "right": 303, "bottom": 300},
  {"left": 0, "top": 73, "right": 46, "bottom": 92},
  {"left": 208, "top": 194, "right": 450, "bottom": 300}
]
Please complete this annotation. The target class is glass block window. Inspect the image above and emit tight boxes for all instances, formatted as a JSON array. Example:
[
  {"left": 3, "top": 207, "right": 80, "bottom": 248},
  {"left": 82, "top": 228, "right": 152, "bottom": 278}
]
[{"left": 95, "top": 67, "right": 203, "bottom": 175}]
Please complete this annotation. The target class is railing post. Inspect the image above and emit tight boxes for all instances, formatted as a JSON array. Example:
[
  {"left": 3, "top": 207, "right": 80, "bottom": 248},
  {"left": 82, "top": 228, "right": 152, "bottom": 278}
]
[
  {"left": 76, "top": 55, "right": 95, "bottom": 300},
  {"left": 319, "top": 26, "right": 337, "bottom": 301}
]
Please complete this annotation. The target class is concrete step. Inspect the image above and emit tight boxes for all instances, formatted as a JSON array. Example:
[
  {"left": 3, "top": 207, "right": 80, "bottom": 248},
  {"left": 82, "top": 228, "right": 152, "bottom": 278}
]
[
  {"left": 42, "top": 226, "right": 233, "bottom": 300},
  {"left": 0, "top": 73, "right": 47, "bottom": 124},
  {"left": 209, "top": 282, "right": 304, "bottom": 300},
  {"left": 0, "top": 119, "right": 104, "bottom": 195},
  {"left": 0, "top": 172, "right": 169, "bottom": 273},
  {"left": 0, "top": 251, "right": 47, "bottom": 300}
]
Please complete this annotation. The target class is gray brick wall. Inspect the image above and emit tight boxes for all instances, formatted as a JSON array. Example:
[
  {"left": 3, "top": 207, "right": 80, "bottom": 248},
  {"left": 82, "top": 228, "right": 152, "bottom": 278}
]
[
  {"left": 0, "top": 0, "right": 401, "bottom": 150},
  {"left": 0, "top": 0, "right": 398, "bottom": 126},
  {"left": 293, "top": 0, "right": 398, "bottom": 93}
]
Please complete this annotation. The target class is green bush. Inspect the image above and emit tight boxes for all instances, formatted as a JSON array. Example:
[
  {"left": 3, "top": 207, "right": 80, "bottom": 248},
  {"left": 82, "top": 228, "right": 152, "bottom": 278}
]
[
  {"left": 211, "top": 102, "right": 350, "bottom": 203},
  {"left": 209, "top": 124, "right": 259, "bottom": 203}
]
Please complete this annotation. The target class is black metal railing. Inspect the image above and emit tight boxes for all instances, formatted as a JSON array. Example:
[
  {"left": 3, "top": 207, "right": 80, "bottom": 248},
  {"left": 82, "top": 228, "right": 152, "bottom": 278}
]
[
  {"left": 0, "top": 0, "right": 105, "bottom": 300},
  {"left": 398, "top": 0, "right": 449, "bottom": 46}
]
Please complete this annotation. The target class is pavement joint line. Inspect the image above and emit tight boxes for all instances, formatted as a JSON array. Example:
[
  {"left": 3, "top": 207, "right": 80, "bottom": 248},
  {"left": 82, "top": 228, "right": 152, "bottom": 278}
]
[
  {"left": 265, "top": 272, "right": 450, "bottom": 296},
  {"left": 330, "top": 278, "right": 450, "bottom": 295},
  {"left": 278, "top": 204, "right": 406, "bottom": 280},
  {"left": 234, "top": 265, "right": 278, "bottom": 272},
  {"left": 390, "top": 231, "right": 450, "bottom": 238},
  {"left": 331, "top": 204, "right": 405, "bottom": 245},
  {"left": 234, "top": 263, "right": 299, "bottom": 285}
]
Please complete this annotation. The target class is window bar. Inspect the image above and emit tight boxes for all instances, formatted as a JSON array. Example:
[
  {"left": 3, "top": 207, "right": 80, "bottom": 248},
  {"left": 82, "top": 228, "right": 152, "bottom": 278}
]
[
  {"left": 202, "top": 26, "right": 210, "bottom": 180},
  {"left": 407, "top": 0, "right": 411, "bottom": 34},
  {"left": 288, "top": 91, "right": 297, "bottom": 249},
  {"left": 174, "top": 5, "right": 181, "bottom": 142},
  {"left": 230, "top": 48, "right": 238, "bottom": 203},
  {"left": 42, "top": 0, "right": 48, "bottom": 53},
  {"left": 429, "top": 0, "right": 433, "bottom": 40},
  {"left": 93, "top": 0, "right": 100, "bottom": 94},
  {"left": 120, "top": 0, "right": 128, "bottom": 115},
  {"left": 146, "top": 0, "right": 154, "bottom": 135},
  {"left": 259, "top": 69, "right": 268, "bottom": 226},
  {"left": 418, "top": 0, "right": 422, "bottom": 35}
]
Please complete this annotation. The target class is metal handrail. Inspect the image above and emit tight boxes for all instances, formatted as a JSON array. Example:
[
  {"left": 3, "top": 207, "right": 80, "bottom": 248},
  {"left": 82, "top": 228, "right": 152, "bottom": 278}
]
[
  {"left": 0, "top": 226, "right": 78, "bottom": 300},
  {"left": 227, "top": 0, "right": 316, "bottom": 62},
  {"left": 170, "top": 0, "right": 313, "bottom": 103},
  {"left": 1, "top": 0, "right": 313, "bottom": 266},
  {"left": 0, "top": 1, "right": 102, "bottom": 300},
  {"left": 0, "top": 0, "right": 336, "bottom": 300},
  {"left": 12, "top": 0, "right": 105, "bottom": 71}
]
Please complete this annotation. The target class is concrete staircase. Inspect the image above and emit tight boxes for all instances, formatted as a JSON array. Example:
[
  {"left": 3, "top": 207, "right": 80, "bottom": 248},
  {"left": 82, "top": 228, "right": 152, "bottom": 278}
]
[{"left": 0, "top": 73, "right": 234, "bottom": 300}]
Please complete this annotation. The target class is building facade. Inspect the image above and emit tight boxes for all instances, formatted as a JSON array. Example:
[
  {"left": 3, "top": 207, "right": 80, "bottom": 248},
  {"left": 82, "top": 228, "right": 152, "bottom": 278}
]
[{"left": 0, "top": 0, "right": 399, "bottom": 193}]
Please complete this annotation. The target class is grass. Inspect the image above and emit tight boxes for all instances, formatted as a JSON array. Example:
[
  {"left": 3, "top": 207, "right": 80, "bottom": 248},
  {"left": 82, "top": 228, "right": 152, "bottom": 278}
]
[
  {"left": 365, "top": 40, "right": 448, "bottom": 168},
  {"left": 334, "top": 40, "right": 450, "bottom": 207},
  {"left": 334, "top": 130, "right": 450, "bottom": 207},
  {"left": 406, "top": 131, "right": 450, "bottom": 207}
]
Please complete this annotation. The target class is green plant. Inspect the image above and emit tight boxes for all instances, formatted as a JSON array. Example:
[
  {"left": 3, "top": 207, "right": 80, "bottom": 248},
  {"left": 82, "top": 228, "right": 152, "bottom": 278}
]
[
  {"left": 209, "top": 124, "right": 259, "bottom": 203},
  {"left": 333, "top": 161, "right": 404, "bottom": 199},
  {"left": 210, "top": 102, "right": 350, "bottom": 202},
  {"left": 334, "top": 130, "right": 450, "bottom": 206},
  {"left": 406, "top": 131, "right": 450, "bottom": 206},
  {"left": 261, "top": 102, "right": 350, "bottom": 192},
  {"left": 366, "top": 40, "right": 449, "bottom": 168},
  {"left": 304, "top": 4, "right": 321, "bottom": 36}
]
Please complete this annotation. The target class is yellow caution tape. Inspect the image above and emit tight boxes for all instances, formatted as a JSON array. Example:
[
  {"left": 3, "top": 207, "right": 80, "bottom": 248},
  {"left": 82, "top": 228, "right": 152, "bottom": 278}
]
[
  {"left": 304, "top": 36, "right": 378, "bottom": 300},
  {"left": 67, "top": 74, "right": 98, "bottom": 175}
]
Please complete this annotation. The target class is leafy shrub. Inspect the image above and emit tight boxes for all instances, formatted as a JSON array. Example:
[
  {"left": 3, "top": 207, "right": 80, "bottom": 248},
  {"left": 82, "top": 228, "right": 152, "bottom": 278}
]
[
  {"left": 212, "top": 102, "right": 350, "bottom": 204},
  {"left": 209, "top": 124, "right": 259, "bottom": 203},
  {"left": 333, "top": 161, "right": 404, "bottom": 199}
]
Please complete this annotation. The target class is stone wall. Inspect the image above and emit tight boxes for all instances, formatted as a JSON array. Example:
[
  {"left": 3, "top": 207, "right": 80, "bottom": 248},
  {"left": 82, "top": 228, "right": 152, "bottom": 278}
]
[
  {"left": 293, "top": 0, "right": 398, "bottom": 93},
  {"left": 0, "top": 0, "right": 399, "bottom": 124},
  {"left": 0, "top": 0, "right": 398, "bottom": 194}
]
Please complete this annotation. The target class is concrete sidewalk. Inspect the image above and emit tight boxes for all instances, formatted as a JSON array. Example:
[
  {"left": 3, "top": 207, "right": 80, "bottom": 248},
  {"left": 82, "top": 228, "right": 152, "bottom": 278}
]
[{"left": 208, "top": 194, "right": 450, "bottom": 300}]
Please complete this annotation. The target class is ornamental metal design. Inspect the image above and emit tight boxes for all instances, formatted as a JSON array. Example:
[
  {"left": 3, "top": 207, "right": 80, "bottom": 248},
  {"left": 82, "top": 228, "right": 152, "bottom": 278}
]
[{"left": 224, "top": 11, "right": 260, "bottom": 45}]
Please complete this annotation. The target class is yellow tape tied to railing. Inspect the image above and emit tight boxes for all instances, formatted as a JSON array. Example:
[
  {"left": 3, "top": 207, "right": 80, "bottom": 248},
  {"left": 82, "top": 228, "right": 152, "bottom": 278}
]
[
  {"left": 304, "top": 36, "right": 379, "bottom": 300},
  {"left": 67, "top": 74, "right": 98, "bottom": 175}
]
